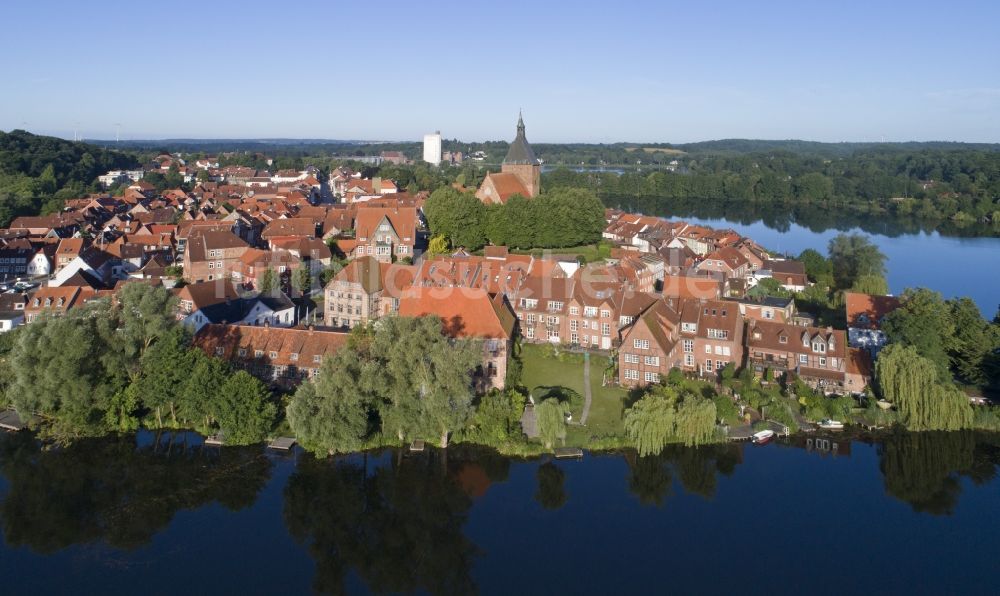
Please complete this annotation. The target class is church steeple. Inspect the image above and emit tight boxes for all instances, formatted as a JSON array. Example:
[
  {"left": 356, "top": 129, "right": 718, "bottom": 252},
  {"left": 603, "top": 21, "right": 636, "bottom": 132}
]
[{"left": 504, "top": 111, "right": 538, "bottom": 166}]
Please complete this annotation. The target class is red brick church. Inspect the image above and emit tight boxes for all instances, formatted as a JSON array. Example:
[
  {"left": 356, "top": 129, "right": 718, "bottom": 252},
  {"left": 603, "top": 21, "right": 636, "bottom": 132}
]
[{"left": 476, "top": 113, "right": 541, "bottom": 204}]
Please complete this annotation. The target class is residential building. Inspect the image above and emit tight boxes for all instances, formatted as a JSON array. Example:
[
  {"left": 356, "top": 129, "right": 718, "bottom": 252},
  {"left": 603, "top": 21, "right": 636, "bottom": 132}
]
[
  {"left": 192, "top": 324, "right": 349, "bottom": 388},
  {"left": 352, "top": 207, "right": 416, "bottom": 263},
  {"left": 423, "top": 131, "right": 442, "bottom": 165},
  {"left": 746, "top": 320, "right": 848, "bottom": 393},
  {"left": 183, "top": 230, "right": 250, "bottom": 282},
  {"left": 398, "top": 287, "right": 517, "bottom": 391}
]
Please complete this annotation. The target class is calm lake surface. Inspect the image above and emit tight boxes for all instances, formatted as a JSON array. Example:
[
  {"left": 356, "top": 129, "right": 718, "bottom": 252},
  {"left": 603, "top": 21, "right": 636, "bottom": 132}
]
[
  {"left": 665, "top": 215, "right": 1000, "bottom": 314},
  {"left": 1, "top": 430, "right": 998, "bottom": 595}
]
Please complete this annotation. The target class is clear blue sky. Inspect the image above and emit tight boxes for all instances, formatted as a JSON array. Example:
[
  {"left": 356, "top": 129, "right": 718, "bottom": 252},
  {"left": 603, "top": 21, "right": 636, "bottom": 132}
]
[{"left": 3, "top": 0, "right": 999, "bottom": 143}]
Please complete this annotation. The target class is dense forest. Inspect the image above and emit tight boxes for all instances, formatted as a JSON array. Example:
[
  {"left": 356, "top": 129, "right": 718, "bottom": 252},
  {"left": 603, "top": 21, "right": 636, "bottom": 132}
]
[{"left": 0, "top": 130, "right": 137, "bottom": 225}]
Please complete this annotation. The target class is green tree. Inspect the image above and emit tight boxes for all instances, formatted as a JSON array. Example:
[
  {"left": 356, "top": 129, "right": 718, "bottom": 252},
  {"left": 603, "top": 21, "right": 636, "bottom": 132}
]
[
  {"left": 875, "top": 344, "right": 972, "bottom": 431},
  {"left": 624, "top": 387, "right": 677, "bottom": 456},
  {"left": 423, "top": 187, "right": 487, "bottom": 250},
  {"left": 798, "top": 248, "right": 833, "bottom": 285},
  {"left": 851, "top": 273, "right": 889, "bottom": 296},
  {"left": 427, "top": 234, "right": 449, "bottom": 255},
  {"left": 287, "top": 351, "right": 373, "bottom": 454},
  {"left": 828, "top": 233, "right": 887, "bottom": 289},
  {"left": 258, "top": 267, "right": 278, "bottom": 294},
  {"left": 883, "top": 288, "right": 954, "bottom": 379},
  {"left": 535, "top": 398, "right": 568, "bottom": 450},
  {"left": 213, "top": 371, "right": 276, "bottom": 445},
  {"left": 947, "top": 298, "right": 996, "bottom": 385},
  {"left": 292, "top": 266, "right": 311, "bottom": 296},
  {"left": 136, "top": 326, "right": 195, "bottom": 428}
]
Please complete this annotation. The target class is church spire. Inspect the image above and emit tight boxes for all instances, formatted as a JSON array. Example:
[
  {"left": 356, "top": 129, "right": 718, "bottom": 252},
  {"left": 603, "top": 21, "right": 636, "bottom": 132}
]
[
  {"left": 504, "top": 110, "right": 537, "bottom": 165},
  {"left": 517, "top": 110, "right": 525, "bottom": 136}
]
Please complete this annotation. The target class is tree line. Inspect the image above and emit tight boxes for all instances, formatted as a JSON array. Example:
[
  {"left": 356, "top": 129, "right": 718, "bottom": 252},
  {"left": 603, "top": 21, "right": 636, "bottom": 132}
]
[
  {"left": 422, "top": 186, "right": 607, "bottom": 252},
  {"left": 3, "top": 283, "right": 276, "bottom": 444}
]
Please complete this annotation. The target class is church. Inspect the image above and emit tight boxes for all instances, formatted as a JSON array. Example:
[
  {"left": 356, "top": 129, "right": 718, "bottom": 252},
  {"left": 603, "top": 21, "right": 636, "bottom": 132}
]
[{"left": 476, "top": 113, "right": 541, "bottom": 204}]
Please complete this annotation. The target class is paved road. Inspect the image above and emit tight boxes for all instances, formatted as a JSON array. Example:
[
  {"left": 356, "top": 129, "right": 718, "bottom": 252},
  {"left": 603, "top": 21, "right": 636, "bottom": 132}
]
[{"left": 580, "top": 352, "right": 593, "bottom": 425}]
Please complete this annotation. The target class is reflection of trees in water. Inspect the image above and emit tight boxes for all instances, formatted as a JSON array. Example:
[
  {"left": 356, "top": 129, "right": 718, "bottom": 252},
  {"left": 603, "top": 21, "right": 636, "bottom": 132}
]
[
  {"left": 625, "top": 443, "right": 743, "bottom": 507},
  {"left": 534, "top": 462, "right": 567, "bottom": 510},
  {"left": 283, "top": 448, "right": 490, "bottom": 595},
  {"left": 878, "top": 431, "right": 1000, "bottom": 515},
  {"left": 0, "top": 431, "right": 271, "bottom": 553},
  {"left": 610, "top": 196, "right": 995, "bottom": 240}
]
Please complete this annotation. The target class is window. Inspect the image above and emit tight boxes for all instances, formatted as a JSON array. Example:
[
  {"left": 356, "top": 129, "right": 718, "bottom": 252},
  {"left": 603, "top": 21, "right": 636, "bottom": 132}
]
[
  {"left": 681, "top": 322, "right": 697, "bottom": 333},
  {"left": 705, "top": 344, "right": 712, "bottom": 354},
  {"left": 624, "top": 353, "right": 639, "bottom": 364},
  {"left": 313, "top": 354, "right": 321, "bottom": 363},
  {"left": 716, "top": 360, "right": 725, "bottom": 370},
  {"left": 644, "top": 355, "right": 659, "bottom": 366},
  {"left": 238, "top": 348, "right": 247, "bottom": 357},
  {"left": 799, "top": 354, "right": 808, "bottom": 364},
  {"left": 819, "top": 357, "right": 827, "bottom": 367},
  {"left": 254, "top": 350, "right": 264, "bottom": 358},
  {"left": 569, "top": 306, "right": 580, "bottom": 315},
  {"left": 269, "top": 351, "right": 278, "bottom": 359},
  {"left": 290, "top": 353, "right": 299, "bottom": 361},
  {"left": 779, "top": 335, "right": 787, "bottom": 344},
  {"left": 634, "top": 339, "right": 650, "bottom": 350},
  {"left": 571, "top": 332, "right": 578, "bottom": 343},
  {"left": 763, "top": 308, "right": 774, "bottom": 319},
  {"left": 683, "top": 339, "right": 694, "bottom": 353},
  {"left": 707, "top": 328, "right": 728, "bottom": 339},
  {"left": 570, "top": 320, "right": 578, "bottom": 332},
  {"left": 526, "top": 326, "right": 534, "bottom": 339},
  {"left": 620, "top": 315, "right": 633, "bottom": 326},
  {"left": 644, "top": 372, "right": 660, "bottom": 383},
  {"left": 602, "top": 323, "right": 610, "bottom": 336},
  {"left": 812, "top": 342, "right": 826, "bottom": 353},
  {"left": 527, "top": 314, "right": 535, "bottom": 325},
  {"left": 624, "top": 369, "right": 639, "bottom": 380},
  {"left": 525, "top": 299, "right": 538, "bottom": 309},
  {"left": 584, "top": 306, "right": 597, "bottom": 317},
  {"left": 684, "top": 354, "right": 694, "bottom": 367},
  {"left": 548, "top": 301, "right": 563, "bottom": 311},
  {"left": 705, "top": 359, "right": 713, "bottom": 370},
  {"left": 600, "top": 310, "right": 611, "bottom": 319},
  {"left": 830, "top": 358, "right": 838, "bottom": 369}
]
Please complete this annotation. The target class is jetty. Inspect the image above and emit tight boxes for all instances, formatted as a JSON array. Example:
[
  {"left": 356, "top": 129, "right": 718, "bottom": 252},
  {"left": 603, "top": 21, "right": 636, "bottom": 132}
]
[
  {"left": 554, "top": 447, "right": 583, "bottom": 459},
  {"left": 268, "top": 437, "right": 296, "bottom": 451},
  {"left": 409, "top": 439, "right": 425, "bottom": 452},
  {"left": 0, "top": 409, "right": 25, "bottom": 432},
  {"left": 204, "top": 433, "right": 224, "bottom": 446}
]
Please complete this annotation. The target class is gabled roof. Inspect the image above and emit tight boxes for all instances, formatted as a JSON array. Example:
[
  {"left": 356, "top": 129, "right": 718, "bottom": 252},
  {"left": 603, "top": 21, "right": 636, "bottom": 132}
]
[
  {"left": 844, "top": 292, "right": 901, "bottom": 329},
  {"left": 262, "top": 217, "right": 316, "bottom": 239},
  {"left": 481, "top": 172, "right": 529, "bottom": 203},
  {"left": 398, "top": 287, "right": 515, "bottom": 339},
  {"left": 354, "top": 207, "right": 416, "bottom": 242}
]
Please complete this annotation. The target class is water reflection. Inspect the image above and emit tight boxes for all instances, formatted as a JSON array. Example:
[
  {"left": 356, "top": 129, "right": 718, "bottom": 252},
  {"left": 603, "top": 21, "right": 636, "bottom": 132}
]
[
  {"left": 0, "top": 431, "right": 270, "bottom": 553},
  {"left": 877, "top": 431, "right": 1000, "bottom": 515},
  {"left": 626, "top": 443, "right": 743, "bottom": 506},
  {"left": 282, "top": 447, "right": 498, "bottom": 595}
]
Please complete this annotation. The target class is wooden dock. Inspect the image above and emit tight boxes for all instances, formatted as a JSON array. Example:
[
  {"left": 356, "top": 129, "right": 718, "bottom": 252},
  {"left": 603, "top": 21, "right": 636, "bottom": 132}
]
[
  {"left": 554, "top": 447, "right": 583, "bottom": 459},
  {"left": 204, "top": 433, "right": 224, "bottom": 446},
  {"left": 0, "top": 409, "right": 25, "bottom": 431},
  {"left": 268, "top": 437, "right": 296, "bottom": 450},
  {"left": 409, "top": 440, "right": 425, "bottom": 452}
]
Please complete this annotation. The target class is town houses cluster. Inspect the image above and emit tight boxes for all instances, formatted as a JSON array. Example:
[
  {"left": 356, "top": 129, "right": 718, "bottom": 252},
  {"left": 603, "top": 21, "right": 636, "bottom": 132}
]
[{"left": 0, "top": 130, "right": 899, "bottom": 398}]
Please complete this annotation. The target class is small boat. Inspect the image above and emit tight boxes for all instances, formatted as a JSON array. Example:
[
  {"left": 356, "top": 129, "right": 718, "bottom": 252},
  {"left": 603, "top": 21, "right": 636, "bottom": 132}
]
[
  {"left": 876, "top": 400, "right": 893, "bottom": 411},
  {"left": 818, "top": 419, "right": 845, "bottom": 430},
  {"left": 751, "top": 430, "right": 775, "bottom": 444}
]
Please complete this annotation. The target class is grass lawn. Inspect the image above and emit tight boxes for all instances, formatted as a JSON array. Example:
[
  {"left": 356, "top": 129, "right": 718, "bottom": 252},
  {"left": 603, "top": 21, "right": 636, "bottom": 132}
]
[
  {"left": 519, "top": 343, "right": 627, "bottom": 448},
  {"left": 508, "top": 241, "right": 612, "bottom": 263}
]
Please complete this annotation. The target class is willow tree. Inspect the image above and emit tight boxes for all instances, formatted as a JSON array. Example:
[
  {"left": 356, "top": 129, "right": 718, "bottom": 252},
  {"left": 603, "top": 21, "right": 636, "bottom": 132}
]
[
  {"left": 876, "top": 344, "right": 972, "bottom": 431},
  {"left": 624, "top": 387, "right": 677, "bottom": 456},
  {"left": 535, "top": 398, "right": 568, "bottom": 450},
  {"left": 674, "top": 394, "right": 718, "bottom": 447}
]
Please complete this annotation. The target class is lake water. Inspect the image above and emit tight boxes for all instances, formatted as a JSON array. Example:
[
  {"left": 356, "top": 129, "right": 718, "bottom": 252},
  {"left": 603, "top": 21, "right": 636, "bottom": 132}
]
[
  {"left": 1, "top": 430, "right": 998, "bottom": 595},
  {"left": 663, "top": 215, "right": 1000, "bottom": 316}
]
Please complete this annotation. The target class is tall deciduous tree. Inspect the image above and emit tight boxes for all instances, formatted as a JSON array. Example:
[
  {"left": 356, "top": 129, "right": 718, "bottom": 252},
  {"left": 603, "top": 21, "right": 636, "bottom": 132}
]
[
  {"left": 828, "top": 233, "right": 887, "bottom": 289},
  {"left": 875, "top": 344, "right": 972, "bottom": 431},
  {"left": 883, "top": 288, "right": 955, "bottom": 380},
  {"left": 258, "top": 267, "right": 278, "bottom": 294},
  {"left": 535, "top": 398, "right": 569, "bottom": 450},
  {"left": 213, "top": 371, "right": 276, "bottom": 445}
]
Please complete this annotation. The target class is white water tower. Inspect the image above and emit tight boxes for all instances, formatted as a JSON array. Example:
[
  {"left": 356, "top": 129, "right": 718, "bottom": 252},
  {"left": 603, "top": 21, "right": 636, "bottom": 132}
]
[{"left": 423, "top": 131, "right": 442, "bottom": 166}]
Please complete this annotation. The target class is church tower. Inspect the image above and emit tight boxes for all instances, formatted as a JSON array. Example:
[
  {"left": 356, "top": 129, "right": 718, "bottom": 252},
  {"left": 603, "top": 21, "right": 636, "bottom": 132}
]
[{"left": 500, "top": 112, "right": 540, "bottom": 197}]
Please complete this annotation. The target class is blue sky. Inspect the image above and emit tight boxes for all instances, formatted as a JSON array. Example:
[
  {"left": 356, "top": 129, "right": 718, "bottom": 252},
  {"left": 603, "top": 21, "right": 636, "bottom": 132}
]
[{"left": 2, "top": 0, "right": 999, "bottom": 143}]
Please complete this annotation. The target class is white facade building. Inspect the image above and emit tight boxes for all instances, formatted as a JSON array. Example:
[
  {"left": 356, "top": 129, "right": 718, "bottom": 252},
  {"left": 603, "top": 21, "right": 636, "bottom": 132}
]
[{"left": 423, "top": 131, "right": 442, "bottom": 166}]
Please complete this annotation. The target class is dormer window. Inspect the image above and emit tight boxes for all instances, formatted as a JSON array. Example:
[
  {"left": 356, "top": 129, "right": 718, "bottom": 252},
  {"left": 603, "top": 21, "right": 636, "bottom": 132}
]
[
  {"left": 812, "top": 342, "right": 826, "bottom": 353},
  {"left": 269, "top": 351, "right": 278, "bottom": 359},
  {"left": 779, "top": 335, "right": 787, "bottom": 344},
  {"left": 290, "top": 353, "right": 298, "bottom": 361}
]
